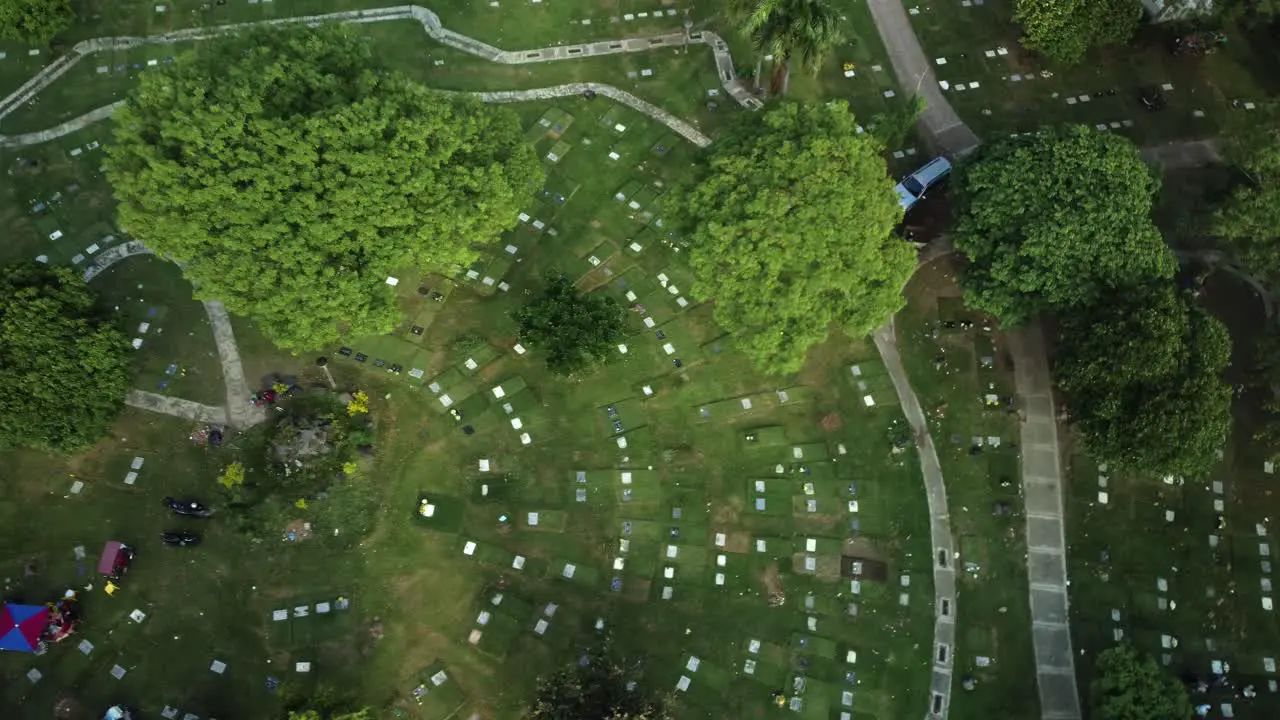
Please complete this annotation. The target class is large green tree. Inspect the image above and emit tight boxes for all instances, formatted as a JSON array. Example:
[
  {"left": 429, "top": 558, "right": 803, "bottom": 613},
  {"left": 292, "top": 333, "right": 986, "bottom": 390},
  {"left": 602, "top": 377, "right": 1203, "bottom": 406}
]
[
  {"left": 0, "top": 0, "right": 72, "bottom": 42},
  {"left": 0, "top": 264, "right": 131, "bottom": 452},
  {"left": 1055, "top": 283, "right": 1232, "bottom": 478},
  {"left": 515, "top": 275, "right": 626, "bottom": 377},
  {"left": 1091, "top": 644, "right": 1193, "bottom": 720},
  {"left": 952, "top": 126, "right": 1176, "bottom": 324},
  {"left": 1013, "top": 0, "right": 1143, "bottom": 65},
  {"left": 107, "top": 25, "right": 541, "bottom": 351},
  {"left": 734, "top": 0, "right": 842, "bottom": 95},
  {"left": 669, "top": 101, "right": 912, "bottom": 375}
]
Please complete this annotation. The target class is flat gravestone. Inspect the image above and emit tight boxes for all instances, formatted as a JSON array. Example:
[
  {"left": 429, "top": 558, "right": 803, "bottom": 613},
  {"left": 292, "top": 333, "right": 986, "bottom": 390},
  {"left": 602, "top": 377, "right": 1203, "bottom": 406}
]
[
  {"left": 210, "top": 659, "right": 227, "bottom": 674},
  {"left": 161, "top": 708, "right": 179, "bottom": 720},
  {"left": 110, "top": 664, "right": 127, "bottom": 679},
  {"left": 27, "top": 668, "right": 41, "bottom": 683},
  {"left": 78, "top": 639, "right": 94, "bottom": 654}
]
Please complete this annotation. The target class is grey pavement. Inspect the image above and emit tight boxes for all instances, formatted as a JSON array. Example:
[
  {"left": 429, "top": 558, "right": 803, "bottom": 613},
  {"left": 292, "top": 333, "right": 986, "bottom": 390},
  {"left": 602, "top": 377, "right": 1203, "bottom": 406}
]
[
  {"left": 863, "top": 0, "right": 979, "bottom": 157},
  {"left": 874, "top": 322, "right": 958, "bottom": 720},
  {"left": 0, "top": 5, "right": 761, "bottom": 132},
  {"left": 85, "top": 241, "right": 264, "bottom": 429},
  {"left": 202, "top": 300, "right": 265, "bottom": 429},
  {"left": 1140, "top": 138, "right": 1222, "bottom": 169},
  {"left": 1006, "top": 324, "right": 1082, "bottom": 720},
  {"left": 126, "top": 390, "right": 228, "bottom": 425}
]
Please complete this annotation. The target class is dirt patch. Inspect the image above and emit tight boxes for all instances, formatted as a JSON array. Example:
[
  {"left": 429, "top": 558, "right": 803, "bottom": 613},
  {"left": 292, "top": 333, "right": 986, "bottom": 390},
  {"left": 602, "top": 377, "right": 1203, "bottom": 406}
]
[
  {"left": 624, "top": 578, "right": 652, "bottom": 603},
  {"left": 820, "top": 412, "right": 843, "bottom": 432},
  {"left": 710, "top": 496, "right": 742, "bottom": 527},
  {"left": 842, "top": 537, "right": 886, "bottom": 562},
  {"left": 759, "top": 562, "right": 784, "bottom": 602},
  {"left": 722, "top": 531, "right": 750, "bottom": 554},
  {"left": 283, "top": 519, "right": 312, "bottom": 542}
]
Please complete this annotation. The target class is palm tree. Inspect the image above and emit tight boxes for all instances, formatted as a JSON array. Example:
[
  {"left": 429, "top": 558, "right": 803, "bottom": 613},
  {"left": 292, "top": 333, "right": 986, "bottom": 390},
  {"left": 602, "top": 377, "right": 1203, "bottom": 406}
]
[{"left": 736, "top": 0, "right": 843, "bottom": 96}]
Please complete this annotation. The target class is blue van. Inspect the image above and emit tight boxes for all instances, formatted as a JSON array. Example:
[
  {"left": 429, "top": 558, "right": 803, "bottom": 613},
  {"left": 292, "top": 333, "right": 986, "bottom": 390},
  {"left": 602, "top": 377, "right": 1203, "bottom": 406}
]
[{"left": 894, "top": 157, "right": 952, "bottom": 211}]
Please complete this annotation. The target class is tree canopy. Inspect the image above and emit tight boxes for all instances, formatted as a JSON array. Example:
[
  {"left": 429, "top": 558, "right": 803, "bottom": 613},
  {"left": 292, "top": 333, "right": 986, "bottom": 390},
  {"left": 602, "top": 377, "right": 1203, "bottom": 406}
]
[
  {"left": 734, "top": 0, "right": 842, "bottom": 94},
  {"left": 952, "top": 126, "right": 1176, "bottom": 324},
  {"left": 0, "top": 0, "right": 73, "bottom": 42},
  {"left": 515, "top": 275, "right": 626, "bottom": 377},
  {"left": 1213, "top": 106, "right": 1280, "bottom": 282},
  {"left": 107, "top": 25, "right": 541, "bottom": 351},
  {"left": 669, "top": 100, "right": 912, "bottom": 375},
  {"left": 1055, "top": 283, "right": 1233, "bottom": 478},
  {"left": 529, "top": 646, "right": 671, "bottom": 720},
  {"left": 1013, "top": 0, "right": 1143, "bottom": 65},
  {"left": 0, "top": 264, "right": 131, "bottom": 452},
  {"left": 1091, "top": 644, "right": 1193, "bottom": 720}
]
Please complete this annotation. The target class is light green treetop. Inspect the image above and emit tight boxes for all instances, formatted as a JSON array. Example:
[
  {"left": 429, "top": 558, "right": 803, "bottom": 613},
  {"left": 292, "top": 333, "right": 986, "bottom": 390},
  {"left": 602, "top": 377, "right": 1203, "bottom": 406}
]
[
  {"left": 669, "top": 100, "right": 912, "bottom": 375},
  {"left": 1014, "top": 0, "right": 1143, "bottom": 65},
  {"left": 107, "top": 25, "right": 542, "bottom": 351}
]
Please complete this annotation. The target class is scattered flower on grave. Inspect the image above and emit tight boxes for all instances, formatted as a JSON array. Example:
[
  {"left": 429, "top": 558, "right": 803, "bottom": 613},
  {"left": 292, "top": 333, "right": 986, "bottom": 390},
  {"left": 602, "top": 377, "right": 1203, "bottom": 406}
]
[
  {"left": 347, "top": 390, "right": 369, "bottom": 416},
  {"left": 217, "top": 461, "right": 245, "bottom": 490},
  {"left": 843, "top": 62, "right": 855, "bottom": 71},
  {"left": 295, "top": 498, "right": 308, "bottom": 510},
  {"left": 342, "top": 461, "right": 358, "bottom": 476}
]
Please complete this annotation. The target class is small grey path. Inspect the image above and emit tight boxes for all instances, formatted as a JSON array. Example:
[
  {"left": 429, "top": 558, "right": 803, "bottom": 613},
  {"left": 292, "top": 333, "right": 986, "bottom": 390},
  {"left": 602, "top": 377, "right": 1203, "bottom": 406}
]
[
  {"left": 1, "top": 82, "right": 712, "bottom": 150},
  {"left": 84, "top": 241, "right": 264, "bottom": 429},
  {"left": 1140, "top": 138, "right": 1222, "bottom": 169},
  {"left": 873, "top": 322, "right": 957, "bottom": 720},
  {"left": 0, "top": 5, "right": 759, "bottom": 138},
  {"left": 202, "top": 300, "right": 265, "bottom": 428},
  {"left": 1005, "top": 325, "right": 1081, "bottom": 720},
  {"left": 863, "top": 0, "right": 979, "bottom": 157},
  {"left": 126, "top": 390, "right": 228, "bottom": 425}
]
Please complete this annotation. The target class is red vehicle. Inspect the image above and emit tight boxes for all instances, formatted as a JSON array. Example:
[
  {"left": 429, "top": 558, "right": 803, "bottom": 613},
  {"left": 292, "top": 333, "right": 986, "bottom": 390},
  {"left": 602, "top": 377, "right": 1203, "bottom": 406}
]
[{"left": 97, "top": 541, "right": 135, "bottom": 581}]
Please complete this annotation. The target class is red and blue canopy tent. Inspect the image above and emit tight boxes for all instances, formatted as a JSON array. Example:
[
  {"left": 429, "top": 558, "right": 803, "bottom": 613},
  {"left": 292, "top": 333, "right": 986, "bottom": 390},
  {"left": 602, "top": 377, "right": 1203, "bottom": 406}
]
[{"left": 0, "top": 602, "right": 50, "bottom": 652}]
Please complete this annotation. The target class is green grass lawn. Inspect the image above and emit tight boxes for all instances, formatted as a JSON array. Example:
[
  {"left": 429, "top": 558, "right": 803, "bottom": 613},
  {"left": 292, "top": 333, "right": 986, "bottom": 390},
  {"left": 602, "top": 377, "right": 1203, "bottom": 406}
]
[
  {"left": 1064, "top": 272, "right": 1280, "bottom": 719},
  {"left": 906, "top": 0, "right": 1267, "bottom": 143},
  {"left": 893, "top": 261, "right": 1037, "bottom": 720},
  {"left": 0, "top": 89, "right": 942, "bottom": 719}
]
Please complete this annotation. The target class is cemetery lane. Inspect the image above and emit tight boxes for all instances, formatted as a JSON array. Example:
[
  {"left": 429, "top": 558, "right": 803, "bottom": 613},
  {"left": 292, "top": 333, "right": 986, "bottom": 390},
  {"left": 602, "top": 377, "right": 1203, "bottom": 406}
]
[
  {"left": 863, "top": 0, "right": 979, "bottom": 156},
  {"left": 1006, "top": 323, "right": 1082, "bottom": 720}
]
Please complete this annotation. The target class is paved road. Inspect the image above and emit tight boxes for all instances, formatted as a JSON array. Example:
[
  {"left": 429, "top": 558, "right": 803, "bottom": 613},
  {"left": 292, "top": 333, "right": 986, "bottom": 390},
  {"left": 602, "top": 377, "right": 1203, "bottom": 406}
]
[
  {"left": 1005, "top": 325, "right": 1082, "bottom": 720},
  {"left": 126, "top": 390, "right": 228, "bottom": 425},
  {"left": 862, "top": 4, "right": 1082, "bottom": 717},
  {"left": 1140, "top": 138, "right": 1222, "bottom": 169},
  {"left": 864, "top": 0, "right": 980, "bottom": 157},
  {"left": 874, "top": 323, "right": 958, "bottom": 720}
]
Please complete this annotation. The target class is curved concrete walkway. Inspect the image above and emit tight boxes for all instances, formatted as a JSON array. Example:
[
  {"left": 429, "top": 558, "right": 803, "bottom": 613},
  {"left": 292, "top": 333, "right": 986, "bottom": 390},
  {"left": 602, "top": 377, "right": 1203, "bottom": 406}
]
[
  {"left": 3, "top": 84, "right": 712, "bottom": 150},
  {"left": 873, "top": 323, "right": 957, "bottom": 720},
  {"left": 0, "top": 4, "right": 759, "bottom": 131},
  {"left": 84, "top": 241, "right": 264, "bottom": 429}
]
